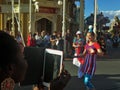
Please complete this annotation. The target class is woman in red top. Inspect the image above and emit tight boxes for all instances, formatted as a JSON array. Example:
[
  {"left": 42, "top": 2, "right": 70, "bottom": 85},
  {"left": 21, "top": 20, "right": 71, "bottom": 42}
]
[
  {"left": 27, "top": 32, "right": 32, "bottom": 46},
  {"left": 27, "top": 32, "right": 36, "bottom": 47}
]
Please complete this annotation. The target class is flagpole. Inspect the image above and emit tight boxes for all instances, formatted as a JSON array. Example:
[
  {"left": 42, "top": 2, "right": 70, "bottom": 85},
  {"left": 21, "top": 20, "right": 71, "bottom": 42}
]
[{"left": 93, "top": 0, "right": 97, "bottom": 38}]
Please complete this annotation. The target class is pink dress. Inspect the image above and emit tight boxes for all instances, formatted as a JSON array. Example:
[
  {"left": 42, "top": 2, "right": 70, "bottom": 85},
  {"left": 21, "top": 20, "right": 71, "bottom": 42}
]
[{"left": 79, "top": 42, "right": 100, "bottom": 78}]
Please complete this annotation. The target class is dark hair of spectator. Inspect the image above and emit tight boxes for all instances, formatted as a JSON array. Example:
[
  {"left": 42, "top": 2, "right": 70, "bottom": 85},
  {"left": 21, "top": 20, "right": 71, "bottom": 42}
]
[{"left": 0, "top": 31, "right": 20, "bottom": 71}]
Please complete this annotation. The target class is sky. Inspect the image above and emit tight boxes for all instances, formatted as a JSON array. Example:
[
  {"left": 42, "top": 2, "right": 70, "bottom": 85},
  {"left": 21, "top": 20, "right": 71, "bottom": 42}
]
[{"left": 75, "top": 0, "right": 120, "bottom": 21}]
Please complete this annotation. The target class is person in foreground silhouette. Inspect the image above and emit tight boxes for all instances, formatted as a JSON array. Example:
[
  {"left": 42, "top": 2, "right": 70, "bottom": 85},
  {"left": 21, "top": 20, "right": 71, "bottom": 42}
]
[
  {"left": 0, "top": 31, "right": 28, "bottom": 90},
  {"left": 0, "top": 31, "right": 70, "bottom": 90}
]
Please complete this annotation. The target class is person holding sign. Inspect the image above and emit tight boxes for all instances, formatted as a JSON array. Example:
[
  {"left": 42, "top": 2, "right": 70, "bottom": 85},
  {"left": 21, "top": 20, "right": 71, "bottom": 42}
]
[{"left": 72, "top": 31, "right": 85, "bottom": 76}]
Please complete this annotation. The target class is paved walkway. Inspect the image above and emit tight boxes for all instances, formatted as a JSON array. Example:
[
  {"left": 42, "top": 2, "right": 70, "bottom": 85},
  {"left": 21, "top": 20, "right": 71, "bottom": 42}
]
[
  {"left": 63, "top": 60, "right": 120, "bottom": 90},
  {"left": 63, "top": 47, "right": 120, "bottom": 90}
]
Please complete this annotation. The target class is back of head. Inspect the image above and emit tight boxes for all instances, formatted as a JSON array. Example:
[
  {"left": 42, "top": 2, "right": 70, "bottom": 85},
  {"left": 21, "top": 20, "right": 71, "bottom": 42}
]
[
  {"left": 0, "top": 31, "right": 19, "bottom": 70},
  {"left": 0, "top": 31, "right": 27, "bottom": 84}
]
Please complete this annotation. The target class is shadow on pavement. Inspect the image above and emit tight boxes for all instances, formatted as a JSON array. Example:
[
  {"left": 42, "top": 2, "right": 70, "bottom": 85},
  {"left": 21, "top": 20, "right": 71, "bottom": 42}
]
[
  {"left": 64, "top": 61, "right": 120, "bottom": 90},
  {"left": 64, "top": 74, "right": 120, "bottom": 90},
  {"left": 93, "top": 74, "right": 120, "bottom": 90},
  {"left": 63, "top": 76, "right": 85, "bottom": 90}
]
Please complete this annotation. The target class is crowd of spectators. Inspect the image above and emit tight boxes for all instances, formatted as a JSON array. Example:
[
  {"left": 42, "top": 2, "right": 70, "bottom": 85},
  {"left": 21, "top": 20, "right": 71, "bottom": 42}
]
[{"left": 0, "top": 30, "right": 71, "bottom": 90}]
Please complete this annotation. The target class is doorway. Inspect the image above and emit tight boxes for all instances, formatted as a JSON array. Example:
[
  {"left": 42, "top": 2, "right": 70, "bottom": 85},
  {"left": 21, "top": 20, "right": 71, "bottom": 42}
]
[{"left": 36, "top": 18, "right": 52, "bottom": 34}]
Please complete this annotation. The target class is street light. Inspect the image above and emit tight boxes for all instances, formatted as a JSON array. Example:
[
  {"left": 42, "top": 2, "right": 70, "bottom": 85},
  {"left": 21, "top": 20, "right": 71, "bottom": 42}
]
[
  {"left": 29, "top": 0, "right": 39, "bottom": 33},
  {"left": 11, "top": 0, "right": 15, "bottom": 35},
  {"left": 29, "top": 0, "right": 32, "bottom": 33},
  {"left": 18, "top": 0, "right": 25, "bottom": 46},
  {"left": 93, "top": 0, "right": 97, "bottom": 38},
  {"left": 58, "top": 0, "right": 66, "bottom": 57},
  {"left": 58, "top": 0, "right": 63, "bottom": 5}
]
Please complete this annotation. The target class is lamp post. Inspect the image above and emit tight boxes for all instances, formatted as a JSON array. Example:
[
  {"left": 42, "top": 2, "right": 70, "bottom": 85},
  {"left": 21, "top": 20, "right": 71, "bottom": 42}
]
[
  {"left": 18, "top": 0, "right": 25, "bottom": 46},
  {"left": 93, "top": 0, "right": 97, "bottom": 37},
  {"left": 58, "top": 0, "right": 66, "bottom": 57},
  {"left": 11, "top": 0, "right": 15, "bottom": 35},
  {"left": 29, "top": 0, "right": 32, "bottom": 33},
  {"left": 29, "top": 0, "right": 39, "bottom": 33}
]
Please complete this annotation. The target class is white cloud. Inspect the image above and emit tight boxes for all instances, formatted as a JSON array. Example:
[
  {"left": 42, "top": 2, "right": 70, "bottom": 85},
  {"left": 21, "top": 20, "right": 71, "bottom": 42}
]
[{"left": 102, "top": 10, "right": 120, "bottom": 21}]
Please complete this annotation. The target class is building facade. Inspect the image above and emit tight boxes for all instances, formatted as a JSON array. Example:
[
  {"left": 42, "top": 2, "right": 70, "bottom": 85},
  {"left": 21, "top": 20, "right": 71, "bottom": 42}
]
[{"left": 0, "top": 0, "right": 77, "bottom": 44}]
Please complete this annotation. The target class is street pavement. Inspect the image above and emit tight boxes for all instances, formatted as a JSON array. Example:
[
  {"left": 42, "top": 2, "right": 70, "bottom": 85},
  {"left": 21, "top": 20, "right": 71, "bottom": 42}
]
[{"left": 63, "top": 47, "right": 120, "bottom": 90}]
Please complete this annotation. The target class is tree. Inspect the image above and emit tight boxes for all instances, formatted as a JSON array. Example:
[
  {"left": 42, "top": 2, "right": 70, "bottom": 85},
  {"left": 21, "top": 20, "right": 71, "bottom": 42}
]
[
  {"left": 85, "top": 12, "right": 110, "bottom": 30},
  {"left": 108, "top": 16, "right": 120, "bottom": 36}
]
